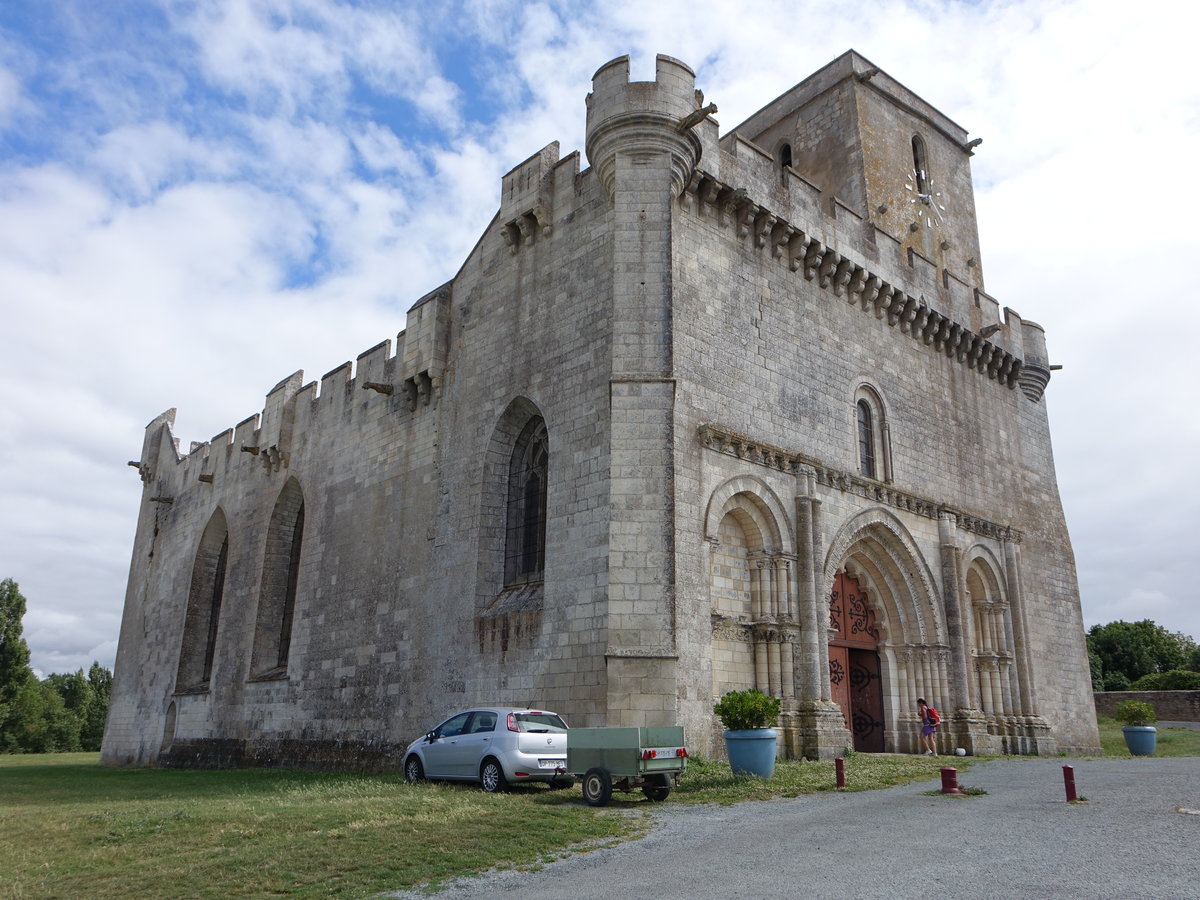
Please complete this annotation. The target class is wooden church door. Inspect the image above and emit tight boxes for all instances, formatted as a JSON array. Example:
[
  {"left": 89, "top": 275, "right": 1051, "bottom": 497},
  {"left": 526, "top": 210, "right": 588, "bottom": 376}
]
[{"left": 829, "top": 572, "right": 885, "bottom": 752}]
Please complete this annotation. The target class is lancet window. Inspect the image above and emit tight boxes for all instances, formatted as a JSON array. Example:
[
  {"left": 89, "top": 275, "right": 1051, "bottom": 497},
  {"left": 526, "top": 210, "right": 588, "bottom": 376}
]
[
  {"left": 252, "top": 478, "right": 305, "bottom": 676},
  {"left": 504, "top": 417, "right": 548, "bottom": 586},
  {"left": 175, "top": 509, "right": 230, "bottom": 691}
]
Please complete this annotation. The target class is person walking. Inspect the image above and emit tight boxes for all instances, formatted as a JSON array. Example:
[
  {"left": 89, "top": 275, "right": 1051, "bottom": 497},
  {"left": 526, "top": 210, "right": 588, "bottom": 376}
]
[{"left": 917, "top": 697, "right": 939, "bottom": 755}]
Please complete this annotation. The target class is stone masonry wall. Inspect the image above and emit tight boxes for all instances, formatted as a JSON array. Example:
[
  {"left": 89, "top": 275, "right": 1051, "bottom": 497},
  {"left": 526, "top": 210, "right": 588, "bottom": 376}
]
[{"left": 1094, "top": 691, "right": 1200, "bottom": 722}]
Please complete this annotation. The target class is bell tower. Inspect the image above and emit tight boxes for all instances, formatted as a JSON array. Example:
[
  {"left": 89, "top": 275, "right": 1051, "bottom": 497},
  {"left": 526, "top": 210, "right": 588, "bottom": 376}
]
[{"left": 728, "top": 51, "right": 987, "bottom": 289}]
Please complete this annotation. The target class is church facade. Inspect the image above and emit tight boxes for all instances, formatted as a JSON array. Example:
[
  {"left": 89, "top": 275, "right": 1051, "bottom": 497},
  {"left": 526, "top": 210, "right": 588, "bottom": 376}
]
[{"left": 102, "top": 51, "right": 1101, "bottom": 769}]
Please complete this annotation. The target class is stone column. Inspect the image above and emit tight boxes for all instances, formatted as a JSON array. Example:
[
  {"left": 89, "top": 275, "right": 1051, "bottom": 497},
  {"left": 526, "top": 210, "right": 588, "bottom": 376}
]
[
  {"left": 1003, "top": 539, "right": 1038, "bottom": 715},
  {"left": 791, "top": 466, "right": 850, "bottom": 758},
  {"left": 937, "top": 512, "right": 972, "bottom": 710}
]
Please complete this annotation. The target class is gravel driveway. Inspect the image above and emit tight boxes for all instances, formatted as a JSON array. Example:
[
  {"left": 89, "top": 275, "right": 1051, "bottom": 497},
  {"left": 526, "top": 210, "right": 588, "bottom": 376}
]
[{"left": 386, "top": 756, "right": 1200, "bottom": 899}]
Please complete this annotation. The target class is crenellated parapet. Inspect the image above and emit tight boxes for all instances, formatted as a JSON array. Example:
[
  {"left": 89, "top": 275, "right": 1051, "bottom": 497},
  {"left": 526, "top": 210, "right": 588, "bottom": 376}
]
[
  {"left": 584, "top": 54, "right": 714, "bottom": 199},
  {"left": 133, "top": 281, "right": 453, "bottom": 489}
]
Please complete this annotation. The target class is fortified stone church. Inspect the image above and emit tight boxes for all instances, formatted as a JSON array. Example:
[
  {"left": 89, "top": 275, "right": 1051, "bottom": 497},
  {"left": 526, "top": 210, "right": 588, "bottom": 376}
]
[{"left": 103, "top": 51, "right": 1101, "bottom": 768}]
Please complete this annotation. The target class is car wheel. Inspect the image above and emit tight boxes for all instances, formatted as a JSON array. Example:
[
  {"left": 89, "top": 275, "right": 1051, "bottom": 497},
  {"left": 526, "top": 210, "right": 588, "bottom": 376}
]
[
  {"left": 404, "top": 755, "right": 424, "bottom": 784},
  {"left": 641, "top": 773, "right": 671, "bottom": 802},
  {"left": 582, "top": 767, "right": 613, "bottom": 807},
  {"left": 480, "top": 758, "right": 508, "bottom": 793}
]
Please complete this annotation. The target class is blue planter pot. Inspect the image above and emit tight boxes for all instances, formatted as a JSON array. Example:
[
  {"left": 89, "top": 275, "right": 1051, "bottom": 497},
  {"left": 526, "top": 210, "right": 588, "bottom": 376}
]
[
  {"left": 724, "top": 729, "right": 778, "bottom": 777},
  {"left": 1122, "top": 726, "right": 1157, "bottom": 756}
]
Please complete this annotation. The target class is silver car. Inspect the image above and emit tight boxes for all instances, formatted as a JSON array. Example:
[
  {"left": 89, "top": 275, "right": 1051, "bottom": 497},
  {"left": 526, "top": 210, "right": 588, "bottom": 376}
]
[{"left": 402, "top": 707, "right": 572, "bottom": 792}]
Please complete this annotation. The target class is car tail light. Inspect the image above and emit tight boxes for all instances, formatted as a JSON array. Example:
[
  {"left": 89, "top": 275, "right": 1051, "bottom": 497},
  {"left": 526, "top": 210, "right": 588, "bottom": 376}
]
[{"left": 507, "top": 713, "right": 519, "bottom": 732}]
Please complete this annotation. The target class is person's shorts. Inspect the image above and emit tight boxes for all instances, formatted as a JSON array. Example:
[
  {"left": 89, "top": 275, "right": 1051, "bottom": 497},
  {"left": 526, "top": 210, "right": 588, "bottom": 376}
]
[{"left": 921, "top": 725, "right": 937, "bottom": 736}]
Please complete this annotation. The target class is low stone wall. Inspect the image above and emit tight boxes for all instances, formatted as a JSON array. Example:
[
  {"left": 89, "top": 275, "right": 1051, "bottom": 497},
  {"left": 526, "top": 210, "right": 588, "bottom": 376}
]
[{"left": 1093, "top": 691, "right": 1200, "bottom": 721}]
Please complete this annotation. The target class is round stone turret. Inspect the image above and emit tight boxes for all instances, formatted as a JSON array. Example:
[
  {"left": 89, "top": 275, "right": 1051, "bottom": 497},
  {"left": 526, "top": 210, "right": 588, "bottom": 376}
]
[
  {"left": 1017, "top": 320, "right": 1051, "bottom": 402},
  {"left": 585, "top": 54, "right": 708, "bottom": 199}
]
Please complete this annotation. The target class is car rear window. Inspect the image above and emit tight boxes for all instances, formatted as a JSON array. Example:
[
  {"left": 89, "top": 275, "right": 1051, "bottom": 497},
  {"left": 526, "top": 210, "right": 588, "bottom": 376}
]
[{"left": 513, "top": 712, "right": 567, "bottom": 733}]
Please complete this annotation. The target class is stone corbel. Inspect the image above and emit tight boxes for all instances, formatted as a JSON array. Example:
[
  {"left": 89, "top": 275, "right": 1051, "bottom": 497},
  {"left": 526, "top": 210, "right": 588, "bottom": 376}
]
[
  {"left": 846, "top": 266, "right": 867, "bottom": 301},
  {"left": 529, "top": 205, "right": 552, "bottom": 238},
  {"left": 718, "top": 186, "right": 744, "bottom": 228},
  {"left": 860, "top": 274, "right": 882, "bottom": 310},
  {"left": 501, "top": 222, "right": 520, "bottom": 255},
  {"left": 771, "top": 222, "right": 793, "bottom": 258},
  {"left": 830, "top": 257, "right": 853, "bottom": 296},
  {"left": 875, "top": 286, "right": 900, "bottom": 320},
  {"left": 403, "top": 370, "right": 436, "bottom": 409},
  {"left": 735, "top": 199, "right": 759, "bottom": 240},
  {"left": 680, "top": 172, "right": 703, "bottom": 212},
  {"left": 803, "top": 240, "right": 824, "bottom": 280},
  {"left": 817, "top": 249, "right": 840, "bottom": 288},
  {"left": 787, "top": 233, "right": 809, "bottom": 272},
  {"left": 402, "top": 378, "right": 419, "bottom": 410},
  {"left": 260, "top": 445, "right": 289, "bottom": 473},
  {"left": 754, "top": 213, "right": 777, "bottom": 248}
]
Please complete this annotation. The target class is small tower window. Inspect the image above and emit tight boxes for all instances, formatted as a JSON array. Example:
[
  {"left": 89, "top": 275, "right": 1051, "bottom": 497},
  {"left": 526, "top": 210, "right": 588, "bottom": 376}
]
[
  {"left": 911, "top": 135, "right": 929, "bottom": 194},
  {"left": 856, "top": 400, "right": 876, "bottom": 479},
  {"left": 780, "top": 143, "right": 793, "bottom": 170}
]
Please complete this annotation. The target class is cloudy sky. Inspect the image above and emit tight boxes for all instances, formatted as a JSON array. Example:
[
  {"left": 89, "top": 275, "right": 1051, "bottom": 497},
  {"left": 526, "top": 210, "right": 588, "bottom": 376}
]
[{"left": 2, "top": 0, "right": 1197, "bottom": 677}]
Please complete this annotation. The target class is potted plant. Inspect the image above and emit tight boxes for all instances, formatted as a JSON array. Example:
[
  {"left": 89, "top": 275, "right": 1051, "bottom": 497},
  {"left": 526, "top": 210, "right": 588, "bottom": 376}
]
[
  {"left": 714, "top": 688, "right": 781, "bottom": 777},
  {"left": 1113, "top": 699, "right": 1157, "bottom": 756}
]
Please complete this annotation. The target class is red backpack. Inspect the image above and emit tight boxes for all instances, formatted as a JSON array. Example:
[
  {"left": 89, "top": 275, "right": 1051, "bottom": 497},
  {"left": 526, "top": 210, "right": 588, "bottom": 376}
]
[{"left": 927, "top": 706, "right": 941, "bottom": 725}]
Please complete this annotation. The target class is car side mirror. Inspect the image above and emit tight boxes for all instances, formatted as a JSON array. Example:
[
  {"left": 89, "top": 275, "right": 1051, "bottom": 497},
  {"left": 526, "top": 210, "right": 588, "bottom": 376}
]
[{"left": 425, "top": 731, "right": 437, "bottom": 743}]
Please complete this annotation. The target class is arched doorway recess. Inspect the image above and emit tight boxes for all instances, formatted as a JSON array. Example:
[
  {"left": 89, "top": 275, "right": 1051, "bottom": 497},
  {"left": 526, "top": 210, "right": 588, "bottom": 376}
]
[{"left": 829, "top": 571, "right": 884, "bottom": 752}]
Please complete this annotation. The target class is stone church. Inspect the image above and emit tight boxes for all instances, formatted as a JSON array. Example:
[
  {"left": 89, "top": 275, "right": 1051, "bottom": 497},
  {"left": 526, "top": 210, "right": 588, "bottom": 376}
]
[{"left": 102, "top": 51, "right": 1101, "bottom": 768}]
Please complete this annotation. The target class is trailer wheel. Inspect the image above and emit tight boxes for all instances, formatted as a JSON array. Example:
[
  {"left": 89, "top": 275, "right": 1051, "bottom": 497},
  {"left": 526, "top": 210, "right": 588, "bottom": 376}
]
[
  {"left": 642, "top": 773, "right": 671, "bottom": 802},
  {"left": 582, "top": 767, "right": 613, "bottom": 807}
]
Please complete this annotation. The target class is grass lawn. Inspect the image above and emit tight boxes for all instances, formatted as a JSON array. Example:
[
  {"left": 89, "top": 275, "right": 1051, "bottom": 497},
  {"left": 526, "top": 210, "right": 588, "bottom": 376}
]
[
  {"left": 0, "top": 754, "right": 640, "bottom": 900},
  {"left": 2, "top": 725, "right": 1194, "bottom": 899},
  {"left": 0, "top": 752, "right": 955, "bottom": 898},
  {"left": 1094, "top": 716, "right": 1200, "bottom": 757}
]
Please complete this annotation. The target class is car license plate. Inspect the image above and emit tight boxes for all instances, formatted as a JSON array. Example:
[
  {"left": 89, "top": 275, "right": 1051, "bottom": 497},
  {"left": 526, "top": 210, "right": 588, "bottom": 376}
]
[{"left": 538, "top": 759, "right": 560, "bottom": 769}]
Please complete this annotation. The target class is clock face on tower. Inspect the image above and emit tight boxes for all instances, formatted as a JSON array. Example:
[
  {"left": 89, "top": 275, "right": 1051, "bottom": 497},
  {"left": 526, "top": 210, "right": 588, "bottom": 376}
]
[{"left": 905, "top": 168, "right": 945, "bottom": 228}]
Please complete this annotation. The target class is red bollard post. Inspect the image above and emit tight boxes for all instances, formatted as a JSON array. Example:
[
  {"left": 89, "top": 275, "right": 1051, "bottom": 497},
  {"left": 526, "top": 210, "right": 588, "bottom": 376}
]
[
  {"left": 940, "top": 766, "right": 963, "bottom": 795},
  {"left": 835, "top": 756, "right": 845, "bottom": 789},
  {"left": 1063, "top": 765, "right": 1078, "bottom": 802}
]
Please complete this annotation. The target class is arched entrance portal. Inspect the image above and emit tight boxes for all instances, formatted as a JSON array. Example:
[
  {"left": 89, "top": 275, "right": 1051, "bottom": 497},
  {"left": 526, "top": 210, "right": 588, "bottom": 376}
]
[{"left": 829, "top": 571, "right": 885, "bottom": 752}]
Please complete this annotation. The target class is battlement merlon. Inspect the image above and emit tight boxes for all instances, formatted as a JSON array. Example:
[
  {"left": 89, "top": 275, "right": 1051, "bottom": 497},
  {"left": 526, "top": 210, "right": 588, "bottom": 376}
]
[
  {"left": 403, "top": 281, "right": 451, "bottom": 389},
  {"left": 585, "top": 54, "right": 715, "bottom": 199}
]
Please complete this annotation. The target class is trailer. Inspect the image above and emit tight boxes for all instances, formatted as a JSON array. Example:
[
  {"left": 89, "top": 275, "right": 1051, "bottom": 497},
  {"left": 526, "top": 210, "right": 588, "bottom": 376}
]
[{"left": 565, "top": 726, "right": 688, "bottom": 806}]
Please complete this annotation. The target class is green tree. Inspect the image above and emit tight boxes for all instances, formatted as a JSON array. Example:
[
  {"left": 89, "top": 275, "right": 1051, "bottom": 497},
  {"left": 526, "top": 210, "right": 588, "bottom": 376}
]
[
  {"left": 84, "top": 661, "right": 113, "bottom": 750},
  {"left": 1087, "top": 648, "right": 1104, "bottom": 691},
  {"left": 0, "top": 579, "right": 36, "bottom": 751},
  {"left": 1087, "top": 619, "right": 1198, "bottom": 688}
]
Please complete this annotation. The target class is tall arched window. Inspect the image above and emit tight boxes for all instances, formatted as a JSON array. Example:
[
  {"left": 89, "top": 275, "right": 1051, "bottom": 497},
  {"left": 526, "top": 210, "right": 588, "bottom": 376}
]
[
  {"left": 176, "top": 509, "right": 230, "bottom": 691},
  {"left": 856, "top": 400, "right": 876, "bottom": 479},
  {"left": 779, "top": 143, "right": 793, "bottom": 170},
  {"left": 252, "top": 479, "right": 305, "bottom": 676},
  {"left": 911, "top": 134, "right": 929, "bottom": 193},
  {"left": 853, "top": 385, "right": 891, "bottom": 482},
  {"left": 505, "top": 417, "right": 548, "bottom": 586}
]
